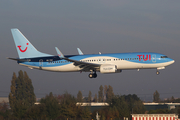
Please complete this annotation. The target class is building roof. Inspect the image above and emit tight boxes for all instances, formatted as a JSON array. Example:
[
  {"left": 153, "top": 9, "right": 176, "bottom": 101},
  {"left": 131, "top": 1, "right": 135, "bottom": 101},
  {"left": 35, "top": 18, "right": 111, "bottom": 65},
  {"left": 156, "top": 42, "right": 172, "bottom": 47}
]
[{"left": 0, "top": 97, "right": 9, "bottom": 103}]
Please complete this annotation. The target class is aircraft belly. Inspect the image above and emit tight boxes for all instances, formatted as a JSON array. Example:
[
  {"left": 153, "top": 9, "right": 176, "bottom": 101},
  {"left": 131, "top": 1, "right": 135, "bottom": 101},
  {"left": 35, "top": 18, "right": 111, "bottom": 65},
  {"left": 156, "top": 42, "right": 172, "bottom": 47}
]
[
  {"left": 43, "top": 64, "right": 79, "bottom": 72},
  {"left": 19, "top": 63, "right": 79, "bottom": 72}
]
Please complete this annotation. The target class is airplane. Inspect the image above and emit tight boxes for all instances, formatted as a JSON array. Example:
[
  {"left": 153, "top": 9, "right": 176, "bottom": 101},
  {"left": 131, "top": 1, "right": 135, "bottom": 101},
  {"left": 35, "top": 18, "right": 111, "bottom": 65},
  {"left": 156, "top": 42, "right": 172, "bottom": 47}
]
[{"left": 8, "top": 28, "right": 175, "bottom": 78}]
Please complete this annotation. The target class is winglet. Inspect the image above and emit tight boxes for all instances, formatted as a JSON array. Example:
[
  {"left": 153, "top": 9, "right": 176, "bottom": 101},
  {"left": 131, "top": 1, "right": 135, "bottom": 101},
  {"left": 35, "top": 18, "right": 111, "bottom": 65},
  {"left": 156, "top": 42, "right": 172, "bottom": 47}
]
[
  {"left": 55, "top": 47, "right": 64, "bottom": 59},
  {"left": 77, "top": 48, "right": 83, "bottom": 55}
]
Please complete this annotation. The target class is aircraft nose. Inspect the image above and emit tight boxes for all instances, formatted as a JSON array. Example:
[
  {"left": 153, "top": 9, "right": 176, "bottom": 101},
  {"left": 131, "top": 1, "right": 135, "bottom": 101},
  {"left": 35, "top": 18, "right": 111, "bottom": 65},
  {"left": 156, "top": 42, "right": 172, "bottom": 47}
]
[{"left": 169, "top": 59, "right": 175, "bottom": 64}]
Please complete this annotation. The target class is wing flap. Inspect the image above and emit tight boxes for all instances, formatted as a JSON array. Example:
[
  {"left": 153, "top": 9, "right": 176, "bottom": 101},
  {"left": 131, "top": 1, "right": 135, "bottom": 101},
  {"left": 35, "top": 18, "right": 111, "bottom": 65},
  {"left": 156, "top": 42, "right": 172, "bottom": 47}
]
[{"left": 55, "top": 47, "right": 101, "bottom": 71}]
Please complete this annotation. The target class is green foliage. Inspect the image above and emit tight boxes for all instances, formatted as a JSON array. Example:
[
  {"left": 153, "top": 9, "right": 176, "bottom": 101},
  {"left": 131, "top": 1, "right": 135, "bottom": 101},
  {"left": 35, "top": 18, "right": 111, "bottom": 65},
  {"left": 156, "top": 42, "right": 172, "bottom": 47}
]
[
  {"left": 77, "top": 91, "right": 83, "bottom": 102},
  {"left": 8, "top": 75, "right": 149, "bottom": 119},
  {"left": 106, "top": 85, "right": 114, "bottom": 102},
  {"left": 57, "top": 92, "right": 91, "bottom": 119},
  {"left": 98, "top": 85, "right": 103, "bottom": 102},
  {"left": 58, "top": 92, "right": 77, "bottom": 118},
  {"left": 133, "top": 101, "right": 146, "bottom": 114},
  {"left": 25, "top": 104, "right": 47, "bottom": 119},
  {"left": 121, "top": 94, "right": 144, "bottom": 114},
  {"left": 148, "top": 109, "right": 170, "bottom": 114},
  {"left": 0, "top": 102, "right": 10, "bottom": 119},
  {"left": 83, "top": 97, "right": 88, "bottom": 102},
  {"left": 162, "top": 96, "right": 180, "bottom": 103},
  {"left": 8, "top": 70, "right": 36, "bottom": 119},
  {"left": 40, "top": 92, "right": 59, "bottom": 119},
  {"left": 148, "top": 106, "right": 180, "bottom": 115},
  {"left": 77, "top": 106, "right": 91, "bottom": 119},
  {"left": 8, "top": 72, "right": 16, "bottom": 110},
  {"left": 94, "top": 93, "right": 98, "bottom": 102},
  {"left": 174, "top": 106, "right": 180, "bottom": 118},
  {"left": 110, "top": 96, "right": 129, "bottom": 117},
  {"left": 153, "top": 90, "right": 160, "bottom": 102},
  {"left": 88, "top": 91, "right": 92, "bottom": 102},
  {"left": 94, "top": 94, "right": 145, "bottom": 119},
  {"left": 24, "top": 71, "right": 36, "bottom": 106},
  {"left": 104, "top": 85, "right": 108, "bottom": 101}
]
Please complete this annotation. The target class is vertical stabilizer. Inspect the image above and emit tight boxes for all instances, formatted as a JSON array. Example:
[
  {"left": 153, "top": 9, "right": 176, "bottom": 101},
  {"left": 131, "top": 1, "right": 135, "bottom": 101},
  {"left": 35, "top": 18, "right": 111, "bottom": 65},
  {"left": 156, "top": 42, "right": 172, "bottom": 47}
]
[{"left": 11, "top": 29, "right": 52, "bottom": 59}]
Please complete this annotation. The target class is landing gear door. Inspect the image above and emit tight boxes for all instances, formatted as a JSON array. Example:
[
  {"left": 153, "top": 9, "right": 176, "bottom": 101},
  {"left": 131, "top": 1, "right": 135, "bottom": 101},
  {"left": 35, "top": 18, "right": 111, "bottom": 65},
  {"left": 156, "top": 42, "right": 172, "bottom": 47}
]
[{"left": 152, "top": 54, "right": 156, "bottom": 62}]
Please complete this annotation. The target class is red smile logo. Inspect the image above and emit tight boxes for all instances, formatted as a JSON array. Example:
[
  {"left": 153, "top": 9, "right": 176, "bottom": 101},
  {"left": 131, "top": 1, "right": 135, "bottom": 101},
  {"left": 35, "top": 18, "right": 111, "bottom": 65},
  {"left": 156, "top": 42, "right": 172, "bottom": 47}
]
[{"left": 17, "top": 43, "right": 29, "bottom": 52}]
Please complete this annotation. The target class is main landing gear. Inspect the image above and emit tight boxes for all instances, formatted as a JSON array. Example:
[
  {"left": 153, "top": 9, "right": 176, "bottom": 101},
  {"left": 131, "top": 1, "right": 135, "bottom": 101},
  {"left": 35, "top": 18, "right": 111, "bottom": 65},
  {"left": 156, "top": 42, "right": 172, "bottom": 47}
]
[
  {"left": 89, "top": 71, "right": 97, "bottom": 78},
  {"left": 156, "top": 70, "right": 160, "bottom": 75}
]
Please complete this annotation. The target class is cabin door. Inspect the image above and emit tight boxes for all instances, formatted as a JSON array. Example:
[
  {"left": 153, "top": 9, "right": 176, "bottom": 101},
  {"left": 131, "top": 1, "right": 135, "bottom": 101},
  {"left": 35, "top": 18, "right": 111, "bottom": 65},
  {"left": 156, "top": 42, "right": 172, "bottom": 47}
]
[
  {"left": 152, "top": 54, "right": 156, "bottom": 62},
  {"left": 39, "top": 59, "right": 43, "bottom": 68}
]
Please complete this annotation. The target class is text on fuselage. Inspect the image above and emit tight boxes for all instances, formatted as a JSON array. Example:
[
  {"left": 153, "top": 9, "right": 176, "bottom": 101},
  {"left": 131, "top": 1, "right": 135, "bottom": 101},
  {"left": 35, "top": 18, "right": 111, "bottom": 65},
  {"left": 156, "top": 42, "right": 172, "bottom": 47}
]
[{"left": 137, "top": 55, "right": 151, "bottom": 61}]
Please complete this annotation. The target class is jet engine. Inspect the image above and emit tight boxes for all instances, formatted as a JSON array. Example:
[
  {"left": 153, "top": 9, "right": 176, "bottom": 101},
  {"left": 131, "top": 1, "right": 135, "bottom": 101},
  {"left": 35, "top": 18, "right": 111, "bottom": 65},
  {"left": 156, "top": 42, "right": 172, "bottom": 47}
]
[{"left": 100, "top": 64, "right": 117, "bottom": 74}]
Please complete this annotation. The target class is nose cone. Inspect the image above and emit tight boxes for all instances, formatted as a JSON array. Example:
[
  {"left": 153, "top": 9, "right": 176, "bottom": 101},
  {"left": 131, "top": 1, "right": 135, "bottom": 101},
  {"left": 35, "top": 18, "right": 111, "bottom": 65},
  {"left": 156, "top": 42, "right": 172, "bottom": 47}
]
[{"left": 169, "top": 59, "right": 175, "bottom": 65}]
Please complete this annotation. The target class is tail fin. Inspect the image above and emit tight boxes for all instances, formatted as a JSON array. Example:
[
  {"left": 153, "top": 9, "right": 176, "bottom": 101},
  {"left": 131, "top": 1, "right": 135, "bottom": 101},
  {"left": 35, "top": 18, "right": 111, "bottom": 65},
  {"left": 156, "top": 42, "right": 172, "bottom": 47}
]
[{"left": 11, "top": 28, "right": 52, "bottom": 59}]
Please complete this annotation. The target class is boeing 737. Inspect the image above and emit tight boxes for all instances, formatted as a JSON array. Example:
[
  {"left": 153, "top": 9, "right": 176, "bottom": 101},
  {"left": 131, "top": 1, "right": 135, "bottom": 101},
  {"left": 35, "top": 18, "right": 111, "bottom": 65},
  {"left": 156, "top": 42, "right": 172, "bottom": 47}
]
[{"left": 8, "top": 28, "right": 175, "bottom": 78}]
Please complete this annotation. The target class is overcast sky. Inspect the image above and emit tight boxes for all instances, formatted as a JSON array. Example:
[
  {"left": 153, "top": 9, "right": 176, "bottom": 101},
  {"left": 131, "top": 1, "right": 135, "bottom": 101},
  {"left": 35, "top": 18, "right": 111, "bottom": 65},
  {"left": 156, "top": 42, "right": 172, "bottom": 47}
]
[{"left": 0, "top": 0, "right": 180, "bottom": 101}]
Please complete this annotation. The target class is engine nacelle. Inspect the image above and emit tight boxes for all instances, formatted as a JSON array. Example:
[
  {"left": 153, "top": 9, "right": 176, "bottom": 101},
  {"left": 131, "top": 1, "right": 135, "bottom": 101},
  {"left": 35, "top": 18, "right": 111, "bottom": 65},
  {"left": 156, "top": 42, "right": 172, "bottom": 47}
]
[{"left": 100, "top": 64, "right": 117, "bottom": 74}]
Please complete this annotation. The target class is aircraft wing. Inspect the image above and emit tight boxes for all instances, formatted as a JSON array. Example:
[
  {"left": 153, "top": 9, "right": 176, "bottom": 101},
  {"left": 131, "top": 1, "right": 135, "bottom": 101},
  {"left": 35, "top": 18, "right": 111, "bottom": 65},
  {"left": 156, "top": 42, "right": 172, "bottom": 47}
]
[
  {"left": 65, "top": 57, "right": 100, "bottom": 71},
  {"left": 55, "top": 47, "right": 100, "bottom": 71}
]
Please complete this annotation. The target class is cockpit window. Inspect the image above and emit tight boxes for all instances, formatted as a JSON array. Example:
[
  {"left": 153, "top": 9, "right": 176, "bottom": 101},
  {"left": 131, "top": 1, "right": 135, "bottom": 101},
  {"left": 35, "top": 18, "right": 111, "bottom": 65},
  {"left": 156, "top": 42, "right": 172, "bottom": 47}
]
[{"left": 161, "top": 56, "right": 168, "bottom": 58}]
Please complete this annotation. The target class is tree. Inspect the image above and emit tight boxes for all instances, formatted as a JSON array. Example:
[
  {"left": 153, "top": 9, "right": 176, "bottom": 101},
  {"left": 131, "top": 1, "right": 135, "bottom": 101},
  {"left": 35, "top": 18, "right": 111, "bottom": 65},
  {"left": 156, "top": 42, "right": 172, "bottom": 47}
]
[
  {"left": 83, "top": 97, "right": 88, "bottom": 102},
  {"left": 153, "top": 90, "right": 160, "bottom": 102},
  {"left": 104, "top": 85, "right": 108, "bottom": 101},
  {"left": 132, "top": 101, "right": 146, "bottom": 114},
  {"left": 121, "top": 94, "right": 145, "bottom": 114},
  {"left": 106, "top": 94, "right": 145, "bottom": 118},
  {"left": 58, "top": 92, "right": 78, "bottom": 118},
  {"left": 40, "top": 92, "right": 59, "bottom": 119},
  {"left": 9, "top": 72, "right": 16, "bottom": 111},
  {"left": 25, "top": 104, "right": 47, "bottom": 119},
  {"left": 77, "top": 106, "right": 91, "bottom": 119},
  {"left": 9, "top": 70, "right": 36, "bottom": 118},
  {"left": 98, "top": 85, "right": 103, "bottom": 102},
  {"left": 24, "top": 71, "right": 36, "bottom": 106},
  {"left": 148, "top": 109, "right": 170, "bottom": 114},
  {"left": 106, "top": 85, "right": 114, "bottom": 102},
  {"left": 171, "top": 96, "right": 175, "bottom": 102},
  {"left": 94, "top": 94, "right": 98, "bottom": 102},
  {"left": 109, "top": 96, "right": 129, "bottom": 118},
  {"left": 77, "top": 91, "right": 83, "bottom": 102},
  {"left": 0, "top": 101, "right": 10, "bottom": 119},
  {"left": 88, "top": 91, "right": 92, "bottom": 102}
]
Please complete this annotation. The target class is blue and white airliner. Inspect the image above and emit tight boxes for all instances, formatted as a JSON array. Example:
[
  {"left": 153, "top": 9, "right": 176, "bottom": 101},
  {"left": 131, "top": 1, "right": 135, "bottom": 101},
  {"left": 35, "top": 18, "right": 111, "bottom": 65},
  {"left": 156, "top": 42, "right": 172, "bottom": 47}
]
[{"left": 8, "top": 28, "right": 175, "bottom": 78}]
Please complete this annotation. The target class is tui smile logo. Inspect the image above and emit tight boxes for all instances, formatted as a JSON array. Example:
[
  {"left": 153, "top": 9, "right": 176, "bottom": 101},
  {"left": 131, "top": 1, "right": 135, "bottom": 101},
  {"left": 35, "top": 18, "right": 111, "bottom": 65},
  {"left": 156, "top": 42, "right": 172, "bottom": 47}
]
[{"left": 17, "top": 43, "right": 29, "bottom": 52}]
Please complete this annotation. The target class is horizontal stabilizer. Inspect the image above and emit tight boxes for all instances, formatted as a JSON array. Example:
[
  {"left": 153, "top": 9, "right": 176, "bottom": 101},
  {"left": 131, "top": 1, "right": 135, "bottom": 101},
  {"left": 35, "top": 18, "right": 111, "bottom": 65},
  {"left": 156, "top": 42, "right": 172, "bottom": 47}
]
[{"left": 7, "top": 57, "right": 30, "bottom": 61}]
